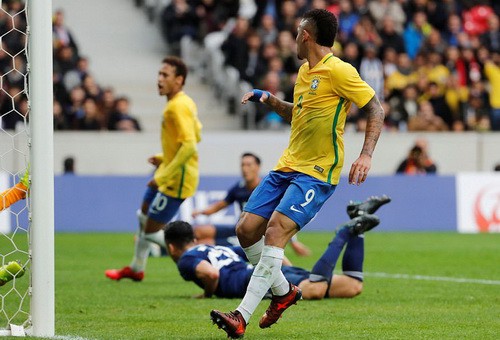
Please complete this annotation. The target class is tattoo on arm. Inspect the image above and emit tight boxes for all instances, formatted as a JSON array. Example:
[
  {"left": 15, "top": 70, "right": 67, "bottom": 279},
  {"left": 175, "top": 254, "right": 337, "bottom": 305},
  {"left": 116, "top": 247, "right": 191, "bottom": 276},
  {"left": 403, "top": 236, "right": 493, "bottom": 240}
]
[
  {"left": 359, "top": 95, "right": 385, "bottom": 157},
  {"left": 266, "top": 95, "right": 293, "bottom": 123}
]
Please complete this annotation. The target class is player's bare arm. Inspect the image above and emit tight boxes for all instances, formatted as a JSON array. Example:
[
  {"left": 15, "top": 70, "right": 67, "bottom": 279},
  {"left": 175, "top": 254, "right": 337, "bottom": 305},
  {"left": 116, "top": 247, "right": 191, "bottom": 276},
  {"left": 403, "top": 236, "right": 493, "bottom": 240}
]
[
  {"left": 241, "top": 90, "right": 293, "bottom": 123},
  {"left": 195, "top": 260, "right": 220, "bottom": 298},
  {"left": 266, "top": 95, "right": 293, "bottom": 123},
  {"left": 349, "top": 95, "right": 384, "bottom": 185},
  {"left": 192, "top": 200, "right": 229, "bottom": 218}
]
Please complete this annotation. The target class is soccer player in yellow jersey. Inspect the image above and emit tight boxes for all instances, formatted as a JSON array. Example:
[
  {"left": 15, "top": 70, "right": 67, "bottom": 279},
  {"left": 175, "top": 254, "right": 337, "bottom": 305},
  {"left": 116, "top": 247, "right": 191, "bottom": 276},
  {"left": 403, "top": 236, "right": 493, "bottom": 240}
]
[
  {"left": 211, "top": 9, "right": 384, "bottom": 338},
  {"left": 106, "top": 56, "right": 202, "bottom": 281}
]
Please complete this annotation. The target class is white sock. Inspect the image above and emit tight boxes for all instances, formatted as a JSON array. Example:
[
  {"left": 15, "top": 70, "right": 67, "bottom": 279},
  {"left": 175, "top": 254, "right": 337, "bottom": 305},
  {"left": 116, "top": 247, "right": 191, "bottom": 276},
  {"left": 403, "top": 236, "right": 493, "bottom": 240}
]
[
  {"left": 144, "top": 230, "right": 166, "bottom": 248},
  {"left": 237, "top": 245, "right": 284, "bottom": 323},
  {"left": 137, "top": 210, "right": 147, "bottom": 228},
  {"left": 242, "top": 236, "right": 264, "bottom": 265},
  {"left": 271, "top": 270, "right": 290, "bottom": 296},
  {"left": 130, "top": 232, "right": 150, "bottom": 272}
]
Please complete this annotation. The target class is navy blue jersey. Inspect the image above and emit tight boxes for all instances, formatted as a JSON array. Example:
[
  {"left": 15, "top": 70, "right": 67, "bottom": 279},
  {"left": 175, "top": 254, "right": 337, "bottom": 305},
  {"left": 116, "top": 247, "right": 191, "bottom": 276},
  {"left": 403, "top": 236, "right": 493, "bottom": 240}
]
[
  {"left": 176, "top": 244, "right": 310, "bottom": 297},
  {"left": 177, "top": 244, "right": 253, "bottom": 298},
  {"left": 224, "top": 180, "right": 254, "bottom": 211}
]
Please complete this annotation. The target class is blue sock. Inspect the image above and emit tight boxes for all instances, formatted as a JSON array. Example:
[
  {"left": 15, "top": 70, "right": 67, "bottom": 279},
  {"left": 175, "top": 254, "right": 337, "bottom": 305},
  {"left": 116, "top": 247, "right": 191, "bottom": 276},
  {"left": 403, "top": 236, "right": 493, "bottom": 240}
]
[
  {"left": 342, "top": 234, "right": 364, "bottom": 282},
  {"left": 309, "top": 226, "right": 350, "bottom": 282}
]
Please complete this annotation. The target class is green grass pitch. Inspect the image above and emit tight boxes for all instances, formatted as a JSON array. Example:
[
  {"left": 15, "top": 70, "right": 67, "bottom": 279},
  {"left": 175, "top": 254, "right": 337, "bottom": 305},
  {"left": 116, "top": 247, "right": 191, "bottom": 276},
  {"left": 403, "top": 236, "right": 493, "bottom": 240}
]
[{"left": 5, "top": 232, "right": 500, "bottom": 339}]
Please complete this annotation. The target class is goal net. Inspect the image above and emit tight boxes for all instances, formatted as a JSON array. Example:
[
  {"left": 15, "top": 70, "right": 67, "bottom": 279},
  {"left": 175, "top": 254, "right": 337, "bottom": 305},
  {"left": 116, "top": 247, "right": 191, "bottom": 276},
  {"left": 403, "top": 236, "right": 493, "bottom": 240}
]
[
  {"left": 0, "top": 0, "right": 30, "bottom": 335},
  {"left": 0, "top": 0, "right": 54, "bottom": 336}
]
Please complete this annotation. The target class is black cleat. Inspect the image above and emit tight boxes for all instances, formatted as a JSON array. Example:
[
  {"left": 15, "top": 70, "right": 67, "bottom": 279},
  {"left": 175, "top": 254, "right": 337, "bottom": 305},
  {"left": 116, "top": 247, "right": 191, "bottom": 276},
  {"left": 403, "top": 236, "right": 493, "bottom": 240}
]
[
  {"left": 347, "top": 195, "right": 391, "bottom": 219},
  {"left": 345, "top": 214, "right": 380, "bottom": 235}
]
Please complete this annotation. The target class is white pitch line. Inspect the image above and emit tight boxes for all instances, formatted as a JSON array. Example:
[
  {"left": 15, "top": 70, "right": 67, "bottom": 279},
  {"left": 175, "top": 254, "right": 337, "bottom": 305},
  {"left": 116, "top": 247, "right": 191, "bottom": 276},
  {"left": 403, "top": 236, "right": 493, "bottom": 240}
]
[{"left": 364, "top": 272, "right": 500, "bottom": 285}]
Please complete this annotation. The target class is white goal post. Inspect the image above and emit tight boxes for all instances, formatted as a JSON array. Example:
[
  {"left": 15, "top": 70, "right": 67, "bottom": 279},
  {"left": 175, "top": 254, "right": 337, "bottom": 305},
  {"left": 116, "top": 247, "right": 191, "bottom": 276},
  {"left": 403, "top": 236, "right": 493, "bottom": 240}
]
[
  {"left": 0, "top": 0, "right": 53, "bottom": 336},
  {"left": 27, "top": 0, "right": 55, "bottom": 337}
]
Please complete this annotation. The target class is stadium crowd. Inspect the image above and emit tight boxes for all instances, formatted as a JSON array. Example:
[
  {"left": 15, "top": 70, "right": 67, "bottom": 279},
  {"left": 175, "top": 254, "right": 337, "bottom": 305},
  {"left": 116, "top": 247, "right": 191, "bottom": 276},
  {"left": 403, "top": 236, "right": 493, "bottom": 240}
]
[
  {"left": 156, "top": 0, "right": 500, "bottom": 131},
  {"left": 0, "top": 1, "right": 142, "bottom": 132}
]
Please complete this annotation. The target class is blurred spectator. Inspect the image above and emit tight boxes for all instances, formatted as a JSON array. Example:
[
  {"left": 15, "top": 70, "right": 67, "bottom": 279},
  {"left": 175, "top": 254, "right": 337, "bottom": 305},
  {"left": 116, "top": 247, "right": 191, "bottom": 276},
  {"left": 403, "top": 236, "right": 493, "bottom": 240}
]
[
  {"left": 0, "top": 86, "right": 27, "bottom": 130},
  {"left": 484, "top": 51, "right": 500, "bottom": 131},
  {"left": 221, "top": 17, "right": 250, "bottom": 77},
  {"left": 463, "top": 92, "right": 491, "bottom": 131},
  {"left": 82, "top": 74, "right": 102, "bottom": 101},
  {"left": 257, "top": 71, "right": 286, "bottom": 129},
  {"left": 388, "top": 84, "right": 419, "bottom": 130},
  {"left": 257, "top": 14, "right": 278, "bottom": 45},
  {"left": 53, "top": 99, "right": 68, "bottom": 130},
  {"left": 360, "top": 43, "right": 384, "bottom": 102},
  {"left": 408, "top": 101, "right": 448, "bottom": 131},
  {"left": 480, "top": 14, "right": 500, "bottom": 52},
  {"left": 379, "top": 16, "right": 406, "bottom": 55},
  {"left": 65, "top": 86, "right": 86, "bottom": 128},
  {"left": 396, "top": 142, "right": 437, "bottom": 175},
  {"left": 98, "top": 87, "right": 117, "bottom": 126},
  {"left": 414, "top": 137, "right": 438, "bottom": 172},
  {"left": 425, "top": 81, "right": 453, "bottom": 128},
  {"left": 338, "top": 0, "right": 359, "bottom": 42},
  {"left": 404, "top": 11, "right": 432, "bottom": 60},
  {"left": 161, "top": 0, "right": 200, "bottom": 56},
  {"left": 63, "top": 156, "right": 75, "bottom": 174},
  {"left": 277, "top": 0, "right": 299, "bottom": 32},
  {"left": 276, "top": 30, "right": 300, "bottom": 74},
  {"left": 444, "top": 14, "right": 463, "bottom": 47},
  {"left": 74, "top": 97, "right": 101, "bottom": 130},
  {"left": 108, "top": 97, "right": 142, "bottom": 131},
  {"left": 369, "top": 0, "right": 406, "bottom": 34},
  {"left": 386, "top": 53, "right": 417, "bottom": 98},
  {"left": 52, "top": 9, "right": 79, "bottom": 56},
  {"left": 63, "top": 56, "right": 90, "bottom": 91},
  {"left": 342, "top": 41, "right": 361, "bottom": 71},
  {"left": 240, "top": 31, "right": 267, "bottom": 85}
]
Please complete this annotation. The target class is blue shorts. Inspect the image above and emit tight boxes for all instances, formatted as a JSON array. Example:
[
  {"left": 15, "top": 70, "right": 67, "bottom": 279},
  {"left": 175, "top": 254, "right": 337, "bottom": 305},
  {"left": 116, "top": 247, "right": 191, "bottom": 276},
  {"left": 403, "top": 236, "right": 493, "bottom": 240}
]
[
  {"left": 244, "top": 171, "right": 336, "bottom": 229},
  {"left": 143, "top": 186, "right": 184, "bottom": 223},
  {"left": 214, "top": 225, "right": 239, "bottom": 246},
  {"left": 281, "top": 266, "right": 311, "bottom": 287}
]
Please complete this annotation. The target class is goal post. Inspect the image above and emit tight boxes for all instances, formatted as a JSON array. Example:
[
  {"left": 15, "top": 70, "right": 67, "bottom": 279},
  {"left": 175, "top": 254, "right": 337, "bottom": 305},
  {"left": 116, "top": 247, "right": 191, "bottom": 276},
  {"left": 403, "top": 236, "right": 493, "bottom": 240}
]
[{"left": 27, "top": 0, "right": 55, "bottom": 337}]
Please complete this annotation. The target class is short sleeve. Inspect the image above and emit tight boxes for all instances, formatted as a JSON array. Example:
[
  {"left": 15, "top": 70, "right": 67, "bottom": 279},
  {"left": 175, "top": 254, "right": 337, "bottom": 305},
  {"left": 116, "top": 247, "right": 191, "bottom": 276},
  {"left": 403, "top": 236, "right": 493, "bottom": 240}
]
[{"left": 332, "top": 62, "right": 375, "bottom": 108}]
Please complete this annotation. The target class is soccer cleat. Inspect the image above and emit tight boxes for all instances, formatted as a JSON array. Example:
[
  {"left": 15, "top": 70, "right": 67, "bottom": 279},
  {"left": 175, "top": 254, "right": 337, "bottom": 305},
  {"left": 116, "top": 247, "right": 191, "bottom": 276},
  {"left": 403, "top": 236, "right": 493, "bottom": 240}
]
[
  {"left": 210, "top": 309, "right": 246, "bottom": 339},
  {"left": 259, "top": 283, "right": 302, "bottom": 329},
  {"left": 105, "top": 266, "right": 144, "bottom": 282},
  {"left": 0, "top": 261, "right": 25, "bottom": 286},
  {"left": 345, "top": 214, "right": 380, "bottom": 236},
  {"left": 347, "top": 195, "right": 391, "bottom": 219}
]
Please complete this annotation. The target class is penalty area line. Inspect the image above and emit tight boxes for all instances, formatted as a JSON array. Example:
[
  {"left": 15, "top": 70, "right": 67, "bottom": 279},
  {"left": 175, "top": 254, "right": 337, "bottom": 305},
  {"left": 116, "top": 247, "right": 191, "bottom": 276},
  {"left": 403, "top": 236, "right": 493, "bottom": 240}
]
[{"left": 364, "top": 272, "right": 500, "bottom": 285}]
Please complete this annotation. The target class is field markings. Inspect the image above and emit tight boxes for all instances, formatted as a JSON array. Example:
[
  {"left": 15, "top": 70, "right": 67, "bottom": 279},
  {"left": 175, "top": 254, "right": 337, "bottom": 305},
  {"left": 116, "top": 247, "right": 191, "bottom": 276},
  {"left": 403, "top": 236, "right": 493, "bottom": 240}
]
[{"left": 364, "top": 272, "right": 500, "bottom": 285}]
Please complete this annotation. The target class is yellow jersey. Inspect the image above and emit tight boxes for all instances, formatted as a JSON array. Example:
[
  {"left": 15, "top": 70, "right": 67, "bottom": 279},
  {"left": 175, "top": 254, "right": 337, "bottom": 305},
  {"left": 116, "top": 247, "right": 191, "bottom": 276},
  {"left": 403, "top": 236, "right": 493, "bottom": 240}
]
[
  {"left": 155, "top": 91, "right": 202, "bottom": 199},
  {"left": 485, "top": 62, "right": 500, "bottom": 109},
  {"left": 274, "top": 54, "right": 375, "bottom": 184}
]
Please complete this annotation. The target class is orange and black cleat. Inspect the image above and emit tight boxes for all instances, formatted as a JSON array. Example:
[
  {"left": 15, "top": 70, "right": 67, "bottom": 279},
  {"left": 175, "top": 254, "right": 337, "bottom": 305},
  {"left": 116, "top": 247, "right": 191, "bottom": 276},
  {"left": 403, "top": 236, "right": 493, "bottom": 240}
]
[
  {"left": 259, "top": 283, "right": 302, "bottom": 328},
  {"left": 210, "top": 309, "right": 246, "bottom": 339}
]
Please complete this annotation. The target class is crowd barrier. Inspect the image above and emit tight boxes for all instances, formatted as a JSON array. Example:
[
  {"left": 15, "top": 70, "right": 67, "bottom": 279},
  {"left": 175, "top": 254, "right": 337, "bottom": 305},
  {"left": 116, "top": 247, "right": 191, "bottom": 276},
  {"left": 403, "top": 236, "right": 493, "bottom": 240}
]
[{"left": 4, "top": 174, "right": 499, "bottom": 233}]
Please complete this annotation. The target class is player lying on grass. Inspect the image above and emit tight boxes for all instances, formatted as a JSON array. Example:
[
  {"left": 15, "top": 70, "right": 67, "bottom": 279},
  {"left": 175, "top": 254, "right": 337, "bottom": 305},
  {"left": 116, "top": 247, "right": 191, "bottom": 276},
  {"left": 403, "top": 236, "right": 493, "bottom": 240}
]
[
  {"left": 0, "top": 167, "right": 29, "bottom": 212},
  {"left": 165, "top": 196, "right": 390, "bottom": 300}
]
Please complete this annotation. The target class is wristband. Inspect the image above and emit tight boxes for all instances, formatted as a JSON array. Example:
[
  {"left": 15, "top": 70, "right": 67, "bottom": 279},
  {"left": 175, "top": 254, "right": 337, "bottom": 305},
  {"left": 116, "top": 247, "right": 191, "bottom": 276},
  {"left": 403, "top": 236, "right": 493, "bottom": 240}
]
[{"left": 249, "top": 89, "right": 270, "bottom": 102}]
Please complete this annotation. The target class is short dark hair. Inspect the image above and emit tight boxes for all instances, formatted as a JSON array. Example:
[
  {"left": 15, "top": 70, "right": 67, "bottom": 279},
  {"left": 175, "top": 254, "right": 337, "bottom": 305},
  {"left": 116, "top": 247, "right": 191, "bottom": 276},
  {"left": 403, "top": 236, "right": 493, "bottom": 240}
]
[
  {"left": 241, "top": 152, "right": 261, "bottom": 165},
  {"left": 302, "top": 9, "right": 338, "bottom": 47},
  {"left": 162, "top": 56, "right": 188, "bottom": 85},
  {"left": 164, "top": 221, "right": 194, "bottom": 247}
]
